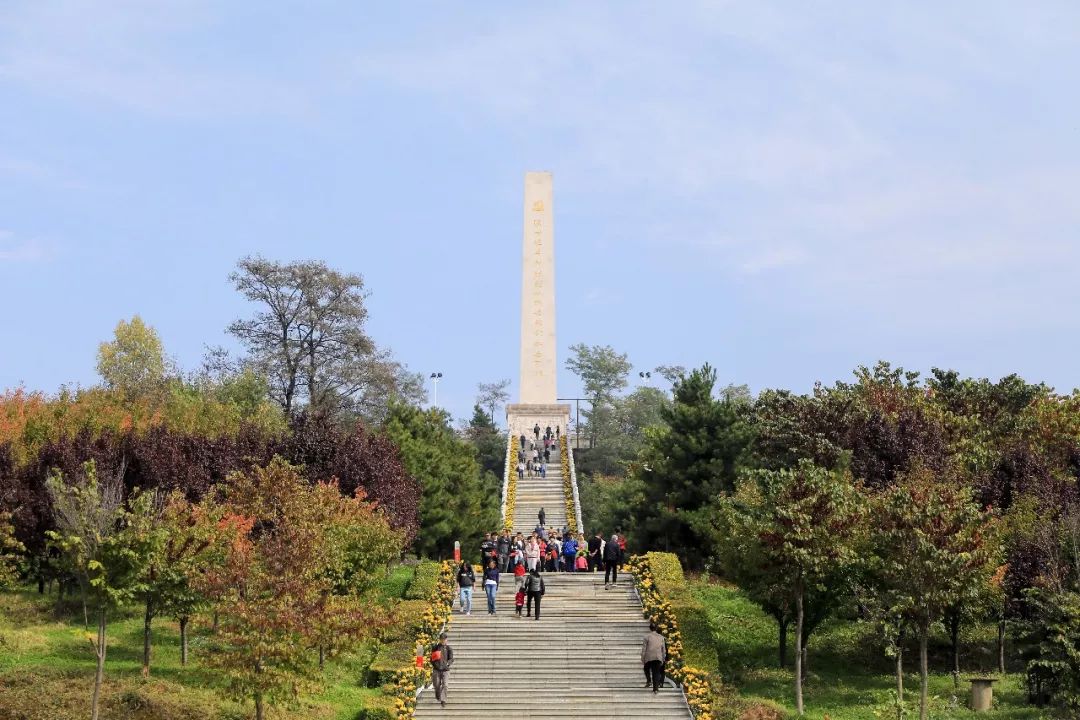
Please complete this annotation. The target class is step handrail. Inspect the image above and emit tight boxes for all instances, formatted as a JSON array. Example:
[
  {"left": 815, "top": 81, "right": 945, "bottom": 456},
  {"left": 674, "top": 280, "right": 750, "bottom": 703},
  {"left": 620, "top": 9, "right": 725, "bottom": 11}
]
[
  {"left": 567, "top": 442, "right": 584, "bottom": 534},
  {"left": 500, "top": 431, "right": 512, "bottom": 525}
]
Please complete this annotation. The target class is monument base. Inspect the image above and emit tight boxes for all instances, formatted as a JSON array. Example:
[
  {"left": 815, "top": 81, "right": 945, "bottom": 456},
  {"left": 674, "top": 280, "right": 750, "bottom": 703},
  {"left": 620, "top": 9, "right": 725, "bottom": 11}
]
[{"left": 506, "top": 403, "right": 571, "bottom": 439}]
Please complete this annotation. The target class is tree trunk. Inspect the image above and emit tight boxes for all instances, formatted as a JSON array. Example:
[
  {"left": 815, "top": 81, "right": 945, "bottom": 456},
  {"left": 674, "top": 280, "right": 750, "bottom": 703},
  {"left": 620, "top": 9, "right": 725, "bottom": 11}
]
[
  {"left": 795, "top": 588, "right": 805, "bottom": 716},
  {"left": 997, "top": 617, "right": 1006, "bottom": 674},
  {"left": 180, "top": 617, "right": 189, "bottom": 666},
  {"left": 255, "top": 693, "right": 264, "bottom": 720},
  {"left": 142, "top": 597, "right": 153, "bottom": 677},
  {"left": 91, "top": 607, "right": 107, "bottom": 720},
  {"left": 919, "top": 623, "right": 929, "bottom": 720},
  {"left": 949, "top": 612, "right": 960, "bottom": 689},
  {"left": 319, "top": 645, "right": 325, "bottom": 670},
  {"left": 778, "top": 617, "right": 789, "bottom": 668},
  {"left": 895, "top": 643, "right": 904, "bottom": 720},
  {"left": 212, "top": 611, "right": 219, "bottom": 632}
]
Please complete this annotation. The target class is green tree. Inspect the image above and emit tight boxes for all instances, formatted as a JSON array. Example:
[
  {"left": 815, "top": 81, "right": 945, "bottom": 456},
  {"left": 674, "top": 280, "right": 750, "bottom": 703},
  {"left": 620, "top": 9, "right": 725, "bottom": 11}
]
[
  {"left": 476, "top": 379, "right": 510, "bottom": 424},
  {"left": 635, "top": 364, "right": 753, "bottom": 564},
  {"left": 0, "top": 510, "right": 25, "bottom": 587},
  {"left": 463, "top": 404, "right": 506, "bottom": 480},
  {"left": 713, "top": 461, "right": 866, "bottom": 715},
  {"left": 565, "top": 343, "right": 632, "bottom": 452},
  {"left": 579, "top": 473, "right": 645, "bottom": 543},
  {"left": 136, "top": 490, "right": 235, "bottom": 672},
  {"left": 565, "top": 343, "right": 631, "bottom": 400},
  {"left": 383, "top": 403, "right": 500, "bottom": 559},
  {"left": 45, "top": 461, "right": 157, "bottom": 720},
  {"left": 871, "top": 464, "right": 998, "bottom": 720},
  {"left": 96, "top": 315, "right": 170, "bottom": 396}
]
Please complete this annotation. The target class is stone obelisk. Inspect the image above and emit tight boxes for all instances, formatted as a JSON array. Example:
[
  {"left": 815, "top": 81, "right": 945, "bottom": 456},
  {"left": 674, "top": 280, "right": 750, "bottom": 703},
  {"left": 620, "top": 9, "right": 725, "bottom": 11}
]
[{"left": 507, "top": 172, "right": 570, "bottom": 435}]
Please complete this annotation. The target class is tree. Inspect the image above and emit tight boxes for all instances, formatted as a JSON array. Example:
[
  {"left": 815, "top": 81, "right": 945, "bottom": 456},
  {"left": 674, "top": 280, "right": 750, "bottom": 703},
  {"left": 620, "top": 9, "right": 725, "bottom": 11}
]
[
  {"left": 96, "top": 315, "right": 170, "bottom": 396},
  {"left": 477, "top": 379, "right": 511, "bottom": 424},
  {"left": 197, "top": 458, "right": 391, "bottom": 720},
  {"left": 565, "top": 344, "right": 631, "bottom": 401},
  {"left": 713, "top": 461, "right": 866, "bottom": 715},
  {"left": 871, "top": 464, "right": 998, "bottom": 720},
  {"left": 137, "top": 490, "right": 232, "bottom": 672},
  {"left": 284, "top": 413, "right": 421, "bottom": 545},
  {"left": 462, "top": 404, "right": 506, "bottom": 480},
  {"left": 382, "top": 403, "right": 499, "bottom": 559},
  {"left": 635, "top": 364, "right": 753, "bottom": 564},
  {"left": 0, "top": 510, "right": 24, "bottom": 587},
  {"left": 45, "top": 460, "right": 156, "bottom": 720},
  {"left": 653, "top": 364, "right": 687, "bottom": 384},
  {"left": 228, "top": 256, "right": 423, "bottom": 421}
]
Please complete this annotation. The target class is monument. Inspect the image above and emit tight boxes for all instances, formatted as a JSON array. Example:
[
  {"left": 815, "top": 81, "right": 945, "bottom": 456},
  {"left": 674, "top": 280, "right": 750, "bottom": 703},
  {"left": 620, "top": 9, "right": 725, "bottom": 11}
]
[{"left": 506, "top": 172, "right": 571, "bottom": 437}]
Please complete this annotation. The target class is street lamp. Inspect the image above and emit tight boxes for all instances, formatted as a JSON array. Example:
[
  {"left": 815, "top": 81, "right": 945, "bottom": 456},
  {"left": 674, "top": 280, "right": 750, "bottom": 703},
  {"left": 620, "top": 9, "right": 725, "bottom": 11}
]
[
  {"left": 430, "top": 372, "right": 443, "bottom": 407},
  {"left": 639, "top": 371, "right": 652, "bottom": 385}
]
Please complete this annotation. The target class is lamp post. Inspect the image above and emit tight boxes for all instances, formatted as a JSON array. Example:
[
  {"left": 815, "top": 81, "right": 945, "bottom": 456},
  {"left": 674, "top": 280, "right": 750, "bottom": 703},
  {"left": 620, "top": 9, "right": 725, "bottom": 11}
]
[
  {"left": 639, "top": 371, "right": 652, "bottom": 386},
  {"left": 430, "top": 372, "right": 443, "bottom": 407}
]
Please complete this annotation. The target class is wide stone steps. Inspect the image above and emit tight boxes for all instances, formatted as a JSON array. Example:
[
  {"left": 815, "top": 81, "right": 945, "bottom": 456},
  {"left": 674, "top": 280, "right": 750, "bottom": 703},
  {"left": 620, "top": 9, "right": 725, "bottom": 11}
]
[{"left": 416, "top": 574, "right": 690, "bottom": 719}]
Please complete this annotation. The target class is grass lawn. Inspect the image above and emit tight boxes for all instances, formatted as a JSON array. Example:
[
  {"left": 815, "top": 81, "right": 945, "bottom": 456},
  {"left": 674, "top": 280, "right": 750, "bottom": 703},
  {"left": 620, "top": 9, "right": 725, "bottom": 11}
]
[
  {"left": 0, "top": 565, "right": 417, "bottom": 720},
  {"left": 688, "top": 576, "right": 1053, "bottom": 720}
]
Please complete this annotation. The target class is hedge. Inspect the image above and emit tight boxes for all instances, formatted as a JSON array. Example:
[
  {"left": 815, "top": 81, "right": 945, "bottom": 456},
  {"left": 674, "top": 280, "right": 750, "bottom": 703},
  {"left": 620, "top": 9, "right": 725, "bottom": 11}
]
[
  {"left": 404, "top": 560, "right": 441, "bottom": 600},
  {"left": 645, "top": 551, "right": 689, "bottom": 599}
]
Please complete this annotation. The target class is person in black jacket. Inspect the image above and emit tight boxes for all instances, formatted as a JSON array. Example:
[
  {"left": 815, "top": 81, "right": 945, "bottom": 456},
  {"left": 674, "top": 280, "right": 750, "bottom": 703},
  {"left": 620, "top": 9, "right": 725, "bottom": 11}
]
[
  {"left": 587, "top": 532, "right": 603, "bottom": 572},
  {"left": 604, "top": 533, "right": 622, "bottom": 588},
  {"left": 455, "top": 560, "right": 475, "bottom": 615},
  {"left": 479, "top": 533, "right": 496, "bottom": 568},
  {"left": 538, "top": 507, "right": 546, "bottom": 528},
  {"left": 524, "top": 567, "right": 545, "bottom": 620},
  {"left": 496, "top": 529, "right": 512, "bottom": 572},
  {"left": 431, "top": 631, "right": 454, "bottom": 707}
]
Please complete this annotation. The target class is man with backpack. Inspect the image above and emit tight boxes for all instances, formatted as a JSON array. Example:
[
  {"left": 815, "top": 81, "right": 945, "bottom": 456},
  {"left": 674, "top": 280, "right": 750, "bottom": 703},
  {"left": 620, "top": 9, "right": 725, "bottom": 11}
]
[
  {"left": 562, "top": 534, "right": 578, "bottom": 572},
  {"left": 430, "top": 631, "right": 454, "bottom": 707},
  {"left": 523, "top": 567, "right": 545, "bottom": 620}
]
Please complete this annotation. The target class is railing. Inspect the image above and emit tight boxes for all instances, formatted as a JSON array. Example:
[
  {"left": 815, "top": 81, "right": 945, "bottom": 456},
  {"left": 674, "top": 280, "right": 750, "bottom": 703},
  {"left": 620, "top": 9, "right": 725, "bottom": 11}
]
[
  {"left": 567, "top": 441, "right": 584, "bottom": 534},
  {"left": 500, "top": 431, "right": 512, "bottom": 525}
]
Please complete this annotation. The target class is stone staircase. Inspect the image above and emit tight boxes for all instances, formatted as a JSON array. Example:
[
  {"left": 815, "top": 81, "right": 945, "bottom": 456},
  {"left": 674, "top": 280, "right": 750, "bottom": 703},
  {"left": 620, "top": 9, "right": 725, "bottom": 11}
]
[
  {"left": 512, "top": 441, "right": 567, "bottom": 534},
  {"left": 413, "top": 573, "right": 692, "bottom": 718}
]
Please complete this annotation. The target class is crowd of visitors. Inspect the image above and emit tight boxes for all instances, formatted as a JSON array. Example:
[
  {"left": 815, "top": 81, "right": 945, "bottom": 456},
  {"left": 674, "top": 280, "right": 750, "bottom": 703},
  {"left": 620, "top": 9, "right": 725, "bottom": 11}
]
[
  {"left": 458, "top": 522, "right": 627, "bottom": 620},
  {"left": 438, "top": 527, "right": 659, "bottom": 707},
  {"left": 517, "top": 424, "right": 560, "bottom": 479}
]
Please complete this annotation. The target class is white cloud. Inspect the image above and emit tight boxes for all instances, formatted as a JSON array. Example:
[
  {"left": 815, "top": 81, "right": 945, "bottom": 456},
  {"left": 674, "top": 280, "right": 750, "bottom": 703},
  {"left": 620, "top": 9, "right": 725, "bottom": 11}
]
[
  {"left": 349, "top": 1, "right": 1080, "bottom": 326},
  {"left": 0, "top": 230, "right": 50, "bottom": 262},
  {"left": 0, "top": 1, "right": 309, "bottom": 120}
]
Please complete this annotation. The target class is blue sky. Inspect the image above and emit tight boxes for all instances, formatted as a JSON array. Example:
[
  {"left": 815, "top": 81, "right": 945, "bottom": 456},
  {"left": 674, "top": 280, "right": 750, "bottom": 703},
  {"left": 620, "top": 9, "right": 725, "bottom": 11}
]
[{"left": 2, "top": 2, "right": 1079, "bottom": 424}]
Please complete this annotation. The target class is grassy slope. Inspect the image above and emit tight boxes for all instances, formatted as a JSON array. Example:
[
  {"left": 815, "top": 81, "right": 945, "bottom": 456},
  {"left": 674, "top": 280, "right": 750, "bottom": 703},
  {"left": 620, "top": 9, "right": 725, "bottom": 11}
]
[
  {"left": 688, "top": 577, "right": 1051, "bottom": 720},
  {"left": 0, "top": 565, "right": 415, "bottom": 720}
]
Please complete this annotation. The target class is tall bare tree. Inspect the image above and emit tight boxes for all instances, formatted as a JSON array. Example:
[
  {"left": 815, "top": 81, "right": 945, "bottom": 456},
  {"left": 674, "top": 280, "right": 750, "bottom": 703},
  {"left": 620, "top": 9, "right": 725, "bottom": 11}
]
[
  {"left": 476, "top": 379, "right": 511, "bottom": 423},
  {"left": 228, "top": 256, "right": 423, "bottom": 420}
]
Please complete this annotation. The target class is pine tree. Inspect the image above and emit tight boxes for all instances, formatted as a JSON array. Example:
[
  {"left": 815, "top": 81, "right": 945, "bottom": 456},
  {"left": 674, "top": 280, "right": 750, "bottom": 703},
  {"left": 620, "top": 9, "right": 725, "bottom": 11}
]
[
  {"left": 635, "top": 364, "right": 753, "bottom": 564},
  {"left": 383, "top": 403, "right": 500, "bottom": 559}
]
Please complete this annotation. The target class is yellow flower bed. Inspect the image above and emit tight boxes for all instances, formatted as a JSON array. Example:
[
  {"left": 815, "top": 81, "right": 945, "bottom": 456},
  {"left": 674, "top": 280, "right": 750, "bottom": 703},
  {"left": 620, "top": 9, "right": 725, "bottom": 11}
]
[
  {"left": 504, "top": 440, "right": 518, "bottom": 532},
  {"left": 559, "top": 436, "right": 577, "bottom": 534},
  {"left": 626, "top": 554, "right": 715, "bottom": 720},
  {"left": 391, "top": 561, "right": 455, "bottom": 718}
]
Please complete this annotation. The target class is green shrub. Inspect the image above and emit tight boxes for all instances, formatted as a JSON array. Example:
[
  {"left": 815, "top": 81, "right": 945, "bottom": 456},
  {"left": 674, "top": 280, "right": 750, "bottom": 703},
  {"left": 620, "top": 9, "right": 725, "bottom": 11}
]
[
  {"left": 366, "top": 641, "right": 414, "bottom": 688},
  {"left": 353, "top": 692, "right": 395, "bottom": 720},
  {"left": 376, "top": 565, "right": 415, "bottom": 600},
  {"left": 646, "top": 551, "right": 689, "bottom": 599},
  {"left": 404, "top": 560, "right": 441, "bottom": 600}
]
